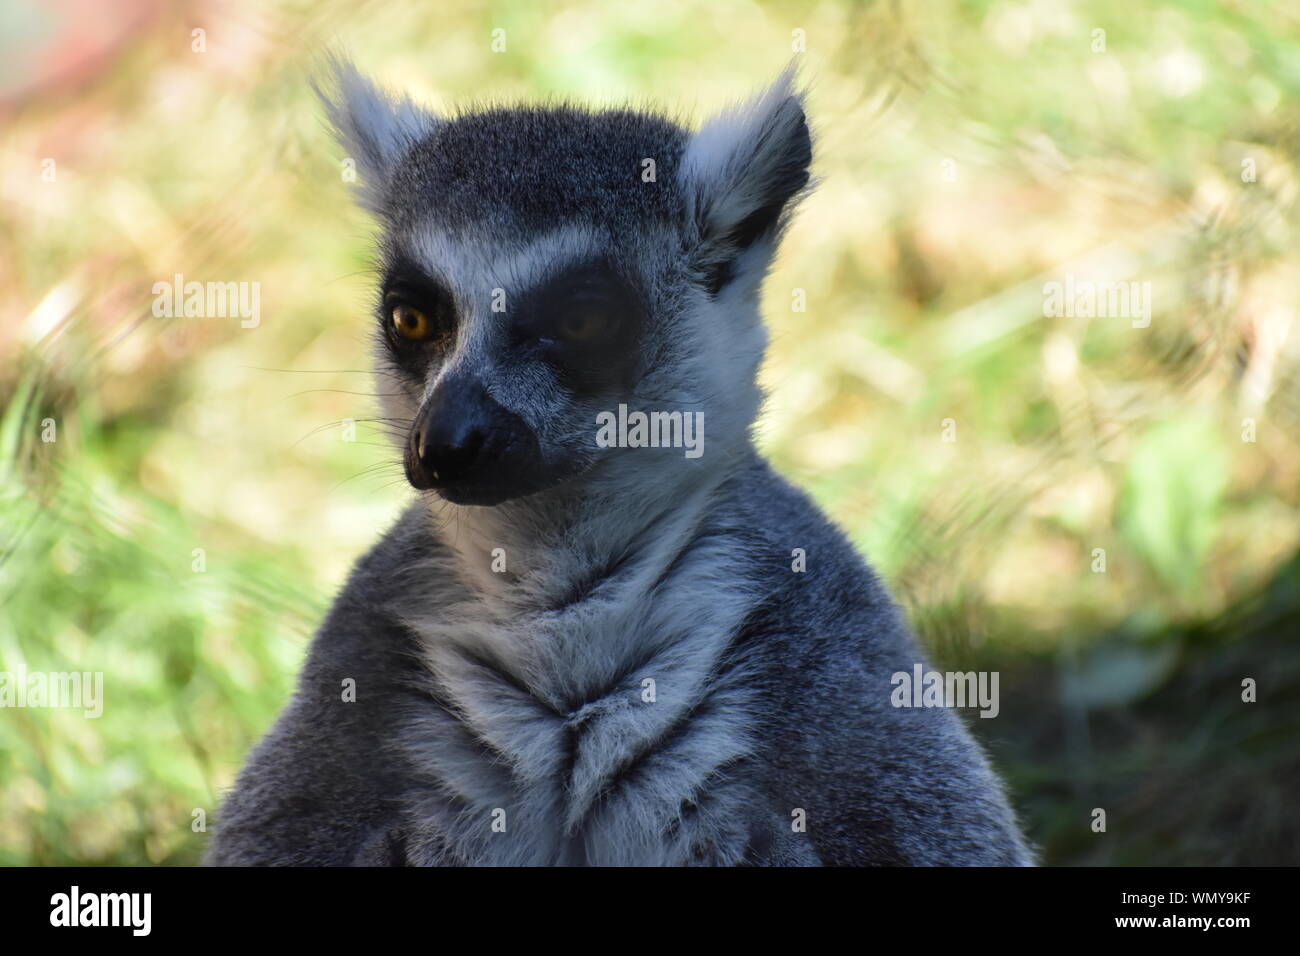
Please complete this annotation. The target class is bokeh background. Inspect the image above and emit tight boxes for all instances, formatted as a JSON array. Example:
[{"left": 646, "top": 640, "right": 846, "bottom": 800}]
[{"left": 2, "top": 0, "right": 1298, "bottom": 865}]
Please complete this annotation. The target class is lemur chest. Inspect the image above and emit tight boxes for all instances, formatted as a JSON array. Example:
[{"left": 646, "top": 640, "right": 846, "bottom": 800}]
[{"left": 394, "top": 565, "right": 766, "bottom": 865}]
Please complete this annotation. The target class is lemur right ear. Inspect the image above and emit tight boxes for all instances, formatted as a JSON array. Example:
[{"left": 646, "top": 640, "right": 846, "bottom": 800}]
[
  {"left": 679, "top": 67, "right": 813, "bottom": 293},
  {"left": 315, "top": 55, "right": 440, "bottom": 214}
]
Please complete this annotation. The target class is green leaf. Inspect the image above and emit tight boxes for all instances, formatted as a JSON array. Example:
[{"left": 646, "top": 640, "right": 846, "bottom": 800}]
[{"left": 1118, "top": 415, "right": 1228, "bottom": 593}]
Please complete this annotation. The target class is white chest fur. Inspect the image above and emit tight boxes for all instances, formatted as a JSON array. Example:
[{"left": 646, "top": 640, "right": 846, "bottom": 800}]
[{"left": 390, "top": 495, "right": 765, "bottom": 865}]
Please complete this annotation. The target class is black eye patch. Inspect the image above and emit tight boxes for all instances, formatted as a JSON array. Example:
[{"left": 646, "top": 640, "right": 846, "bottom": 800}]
[
  {"left": 377, "top": 254, "right": 457, "bottom": 372},
  {"left": 510, "top": 260, "right": 645, "bottom": 394}
]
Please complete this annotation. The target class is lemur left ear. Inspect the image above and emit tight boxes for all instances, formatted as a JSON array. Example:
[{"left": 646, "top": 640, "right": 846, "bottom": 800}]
[
  {"left": 315, "top": 55, "right": 440, "bottom": 214},
  {"left": 679, "top": 66, "right": 813, "bottom": 292}
]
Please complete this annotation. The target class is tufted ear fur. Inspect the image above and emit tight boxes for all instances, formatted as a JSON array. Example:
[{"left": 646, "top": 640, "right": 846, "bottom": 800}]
[
  {"left": 315, "top": 55, "right": 440, "bottom": 214},
  {"left": 678, "top": 67, "right": 814, "bottom": 294}
]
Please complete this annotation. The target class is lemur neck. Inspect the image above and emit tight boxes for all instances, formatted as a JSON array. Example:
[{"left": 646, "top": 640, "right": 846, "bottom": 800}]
[{"left": 425, "top": 441, "right": 749, "bottom": 611}]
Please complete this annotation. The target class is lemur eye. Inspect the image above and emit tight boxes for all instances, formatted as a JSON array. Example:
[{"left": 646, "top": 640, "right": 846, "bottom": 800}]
[
  {"left": 559, "top": 309, "right": 609, "bottom": 342},
  {"left": 391, "top": 303, "right": 431, "bottom": 340}
]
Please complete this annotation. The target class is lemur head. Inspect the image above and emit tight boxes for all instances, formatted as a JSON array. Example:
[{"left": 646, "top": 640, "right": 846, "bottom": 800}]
[{"left": 322, "top": 60, "right": 812, "bottom": 507}]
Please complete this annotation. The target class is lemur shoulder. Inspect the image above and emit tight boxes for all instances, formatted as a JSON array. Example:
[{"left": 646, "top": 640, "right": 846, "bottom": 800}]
[{"left": 205, "top": 61, "right": 1033, "bottom": 866}]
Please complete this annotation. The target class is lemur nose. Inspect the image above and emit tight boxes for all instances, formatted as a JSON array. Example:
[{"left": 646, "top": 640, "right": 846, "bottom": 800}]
[
  {"left": 406, "top": 377, "right": 498, "bottom": 490},
  {"left": 414, "top": 424, "right": 484, "bottom": 484}
]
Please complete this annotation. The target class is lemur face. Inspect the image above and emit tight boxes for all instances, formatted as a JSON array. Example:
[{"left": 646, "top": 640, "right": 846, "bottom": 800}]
[
  {"left": 322, "top": 61, "right": 811, "bottom": 506},
  {"left": 375, "top": 229, "right": 662, "bottom": 505}
]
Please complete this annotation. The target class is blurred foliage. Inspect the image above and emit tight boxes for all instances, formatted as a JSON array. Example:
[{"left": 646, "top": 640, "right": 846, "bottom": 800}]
[
  {"left": 985, "top": 552, "right": 1300, "bottom": 865},
  {"left": 1, "top": 0, "right": 1298, "bottom": 864}
]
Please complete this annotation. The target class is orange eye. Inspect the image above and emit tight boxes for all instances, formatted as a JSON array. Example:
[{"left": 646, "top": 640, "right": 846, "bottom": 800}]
[
  {"left": 560, "top": 310, "right": 608, "bottom": 342},
  {"left": 392, "top": 303, "right": 430, "bottom": 340}
]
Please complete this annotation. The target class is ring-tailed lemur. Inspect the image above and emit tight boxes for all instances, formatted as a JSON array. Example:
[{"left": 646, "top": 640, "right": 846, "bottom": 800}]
[{"left": 205, "top": 60, "right": 1033, "bottom": 866}]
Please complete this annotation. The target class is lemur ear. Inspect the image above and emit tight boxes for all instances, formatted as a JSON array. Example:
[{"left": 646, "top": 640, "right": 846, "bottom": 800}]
[
  {"left": 679, "top": 67, "right": 813, "bottom": 292},
  {"left": 315, "top": 55, "right": 440, "bottom": 213}
]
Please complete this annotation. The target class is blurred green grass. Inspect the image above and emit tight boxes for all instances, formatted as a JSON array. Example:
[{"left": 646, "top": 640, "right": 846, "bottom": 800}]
[{"left": 1, "top": 0, "right": 1298, "bottom": 864}]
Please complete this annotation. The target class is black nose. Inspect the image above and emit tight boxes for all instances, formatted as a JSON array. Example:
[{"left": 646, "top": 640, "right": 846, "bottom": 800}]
[
  {"left": 406, "top": 378, "right": 504, "bottom": 491},
  {"left": 409, "top": 417, "right": 486, "bottom": 490},
  {"left": 403, "top": 376, "right": 547, "bottom": 504}
]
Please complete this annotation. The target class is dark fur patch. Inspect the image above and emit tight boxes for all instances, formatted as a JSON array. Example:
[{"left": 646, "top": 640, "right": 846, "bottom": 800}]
[{"left": 384, "top": 106, "right": 690, "bottom": 238}]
